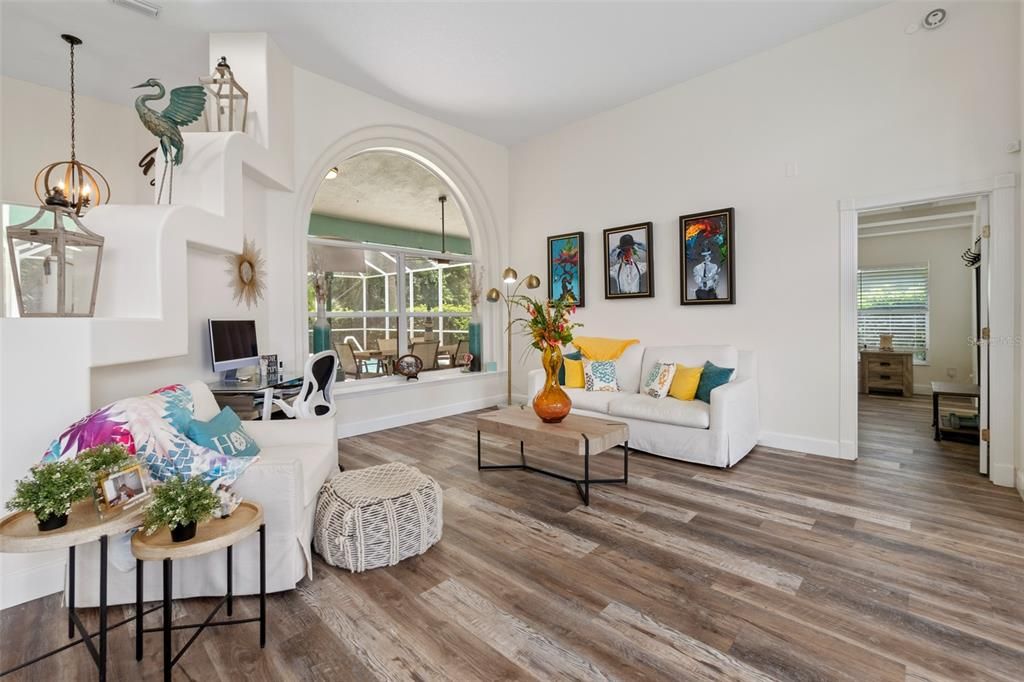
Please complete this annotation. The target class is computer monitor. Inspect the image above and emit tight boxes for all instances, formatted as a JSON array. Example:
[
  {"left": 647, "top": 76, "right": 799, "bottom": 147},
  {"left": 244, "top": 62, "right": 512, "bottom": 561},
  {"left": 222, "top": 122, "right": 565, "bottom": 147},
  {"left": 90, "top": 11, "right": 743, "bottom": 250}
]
[{"left": 209, "top": 319, "right": 259, "bottom": 381}]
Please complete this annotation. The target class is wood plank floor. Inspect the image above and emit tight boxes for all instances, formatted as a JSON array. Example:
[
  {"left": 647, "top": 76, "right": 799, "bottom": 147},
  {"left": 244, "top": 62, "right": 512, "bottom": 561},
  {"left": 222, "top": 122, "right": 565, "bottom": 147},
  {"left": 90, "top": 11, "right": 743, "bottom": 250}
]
[{"left": 3, "top": 394, "right": 1023, "bottom": 680}]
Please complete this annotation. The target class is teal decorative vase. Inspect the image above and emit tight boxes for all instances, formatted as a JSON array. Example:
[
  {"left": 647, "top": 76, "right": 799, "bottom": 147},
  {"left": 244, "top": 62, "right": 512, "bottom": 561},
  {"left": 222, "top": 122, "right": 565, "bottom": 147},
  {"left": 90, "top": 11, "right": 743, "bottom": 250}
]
[
  {"left": 468, "top": 313, "right": 482, "bottom": 372},
  {"left": 313, "top": 301, "right": 331, "bottom": 353}
]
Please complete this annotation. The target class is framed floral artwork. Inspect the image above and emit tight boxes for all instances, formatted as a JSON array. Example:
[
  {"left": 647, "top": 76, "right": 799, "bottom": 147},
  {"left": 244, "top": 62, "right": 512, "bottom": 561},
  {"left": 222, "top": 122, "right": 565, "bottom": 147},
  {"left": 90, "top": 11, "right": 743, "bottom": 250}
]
[
  {"left": 547, "top": 231, "right": 585, "bottom": 307},
  {"left": 680, "top": 208, "right": 734, "bottom": 305}
]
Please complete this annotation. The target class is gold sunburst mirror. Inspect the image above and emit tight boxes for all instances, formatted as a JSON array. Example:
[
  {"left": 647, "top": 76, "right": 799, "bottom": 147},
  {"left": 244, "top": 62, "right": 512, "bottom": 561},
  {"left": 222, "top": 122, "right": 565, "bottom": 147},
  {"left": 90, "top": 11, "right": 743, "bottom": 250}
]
[{"left": 226, "top": 237, "right": 266, "bottom": 308}]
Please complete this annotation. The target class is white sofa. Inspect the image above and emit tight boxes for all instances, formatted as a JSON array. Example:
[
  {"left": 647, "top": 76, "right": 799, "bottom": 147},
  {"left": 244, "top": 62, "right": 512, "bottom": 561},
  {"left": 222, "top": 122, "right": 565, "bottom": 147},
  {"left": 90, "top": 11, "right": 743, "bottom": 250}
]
[
  {"left": 528, "top": 344, "right": 758, "bottom": 468},
  {"left": 69, "top": 381, "right": 338, "bottom": 606}
]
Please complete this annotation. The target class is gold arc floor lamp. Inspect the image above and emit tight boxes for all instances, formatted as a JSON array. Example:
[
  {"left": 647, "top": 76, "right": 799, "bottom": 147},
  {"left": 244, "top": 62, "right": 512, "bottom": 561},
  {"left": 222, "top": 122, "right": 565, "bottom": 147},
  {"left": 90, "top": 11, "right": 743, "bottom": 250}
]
[{"left": 487, "top": 267, "right": 541, "bottom": 405}]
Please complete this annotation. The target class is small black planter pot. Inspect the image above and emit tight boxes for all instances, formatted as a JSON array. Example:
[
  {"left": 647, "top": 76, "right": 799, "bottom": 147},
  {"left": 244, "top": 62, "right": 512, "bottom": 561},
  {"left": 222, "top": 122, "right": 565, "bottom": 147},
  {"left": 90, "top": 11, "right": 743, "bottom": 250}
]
[
  {"left": 37, "top": 513, "right": 69, "bottom": 532},
  {"left": 170, "top": 521, "right": 198, "bottom": 543}
]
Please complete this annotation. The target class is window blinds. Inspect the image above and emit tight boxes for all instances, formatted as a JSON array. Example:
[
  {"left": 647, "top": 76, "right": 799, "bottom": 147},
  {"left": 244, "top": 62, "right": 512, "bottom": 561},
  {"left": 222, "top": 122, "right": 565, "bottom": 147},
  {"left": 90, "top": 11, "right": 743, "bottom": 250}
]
[{"left": 857, "top": 265, "right": 928, "bottom": 358}]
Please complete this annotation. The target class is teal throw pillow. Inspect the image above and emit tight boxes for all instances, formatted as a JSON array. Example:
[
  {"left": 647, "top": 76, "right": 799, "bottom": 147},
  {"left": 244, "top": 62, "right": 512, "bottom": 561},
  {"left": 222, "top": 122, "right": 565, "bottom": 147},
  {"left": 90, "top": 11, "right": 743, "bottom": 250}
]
[
  {"left": 695, "top": 361, "right": 735, "bottom": 403},
  {"left": 557, "top": 350, "right": 583, "bottom": 384},
  {"left": 186, "top": 407, "right": 260, "bottom": 458}
]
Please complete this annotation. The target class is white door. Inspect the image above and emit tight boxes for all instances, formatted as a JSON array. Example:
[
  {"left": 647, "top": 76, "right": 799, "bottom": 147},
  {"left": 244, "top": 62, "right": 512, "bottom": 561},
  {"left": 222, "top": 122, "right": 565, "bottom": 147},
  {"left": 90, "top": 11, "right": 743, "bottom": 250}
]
[{"left": 975, "top": 197, "right": 989, "bottom": 475}]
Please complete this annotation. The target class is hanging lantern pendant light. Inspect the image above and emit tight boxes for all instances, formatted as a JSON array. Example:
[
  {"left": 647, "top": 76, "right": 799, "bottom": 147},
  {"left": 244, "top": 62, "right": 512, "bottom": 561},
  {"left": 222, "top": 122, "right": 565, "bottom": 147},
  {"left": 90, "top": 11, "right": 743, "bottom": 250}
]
[{"left": 33, "top": 34, "right": 110, "bottom": 216}]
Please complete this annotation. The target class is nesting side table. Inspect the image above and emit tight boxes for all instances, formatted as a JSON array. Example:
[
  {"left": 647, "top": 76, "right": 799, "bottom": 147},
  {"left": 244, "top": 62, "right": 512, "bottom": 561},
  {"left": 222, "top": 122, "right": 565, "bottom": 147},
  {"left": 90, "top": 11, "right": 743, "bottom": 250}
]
[
  {"left": 130, "top": 501, "right": 266, "bottom": 682},
  {"left": 0, "top": 499, "right": 145, "bottom": 681}
]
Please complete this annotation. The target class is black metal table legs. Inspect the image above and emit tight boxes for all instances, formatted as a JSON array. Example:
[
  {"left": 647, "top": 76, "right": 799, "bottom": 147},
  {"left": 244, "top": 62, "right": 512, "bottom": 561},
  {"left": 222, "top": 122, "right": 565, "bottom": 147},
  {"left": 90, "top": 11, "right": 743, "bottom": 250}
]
[
  {"left": 136, "top": 524, "right": 267, "bottom": 681},
  {"left": 1, "top": 536, "right": 120, "bottom": 680},
  {"left": 477, "top": 431, "right": 629, "bottom": 505}
]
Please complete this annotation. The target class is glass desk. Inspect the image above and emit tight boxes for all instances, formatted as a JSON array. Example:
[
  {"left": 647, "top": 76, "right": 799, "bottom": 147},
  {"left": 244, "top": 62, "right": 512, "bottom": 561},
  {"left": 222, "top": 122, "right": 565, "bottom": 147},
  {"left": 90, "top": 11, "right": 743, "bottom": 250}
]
[{"left": 207, "top": 374, "right": 303, "bottom": 421}]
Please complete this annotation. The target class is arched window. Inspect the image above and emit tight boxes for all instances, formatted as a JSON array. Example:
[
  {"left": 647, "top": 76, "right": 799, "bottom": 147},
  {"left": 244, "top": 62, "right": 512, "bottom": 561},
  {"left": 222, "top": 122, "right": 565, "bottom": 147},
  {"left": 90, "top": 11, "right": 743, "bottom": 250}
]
[{"left": 305, "top": 151, "right": 475, "bottom": 379}]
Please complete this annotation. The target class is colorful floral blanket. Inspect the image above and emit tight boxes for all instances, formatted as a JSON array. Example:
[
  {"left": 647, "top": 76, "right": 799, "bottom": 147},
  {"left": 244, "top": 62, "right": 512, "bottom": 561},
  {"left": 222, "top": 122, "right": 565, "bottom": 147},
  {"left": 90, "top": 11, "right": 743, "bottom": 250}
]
[{"left": 43, "top": 384, "right": 254, "bottom": 486}]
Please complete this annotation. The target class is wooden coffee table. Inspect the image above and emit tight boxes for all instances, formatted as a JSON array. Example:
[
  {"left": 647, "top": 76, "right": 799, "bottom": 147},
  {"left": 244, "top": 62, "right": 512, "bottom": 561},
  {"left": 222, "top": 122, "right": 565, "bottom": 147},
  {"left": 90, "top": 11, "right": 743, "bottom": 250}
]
[{"left": 476, "top": 407, "right": 629, "bottom": 505}]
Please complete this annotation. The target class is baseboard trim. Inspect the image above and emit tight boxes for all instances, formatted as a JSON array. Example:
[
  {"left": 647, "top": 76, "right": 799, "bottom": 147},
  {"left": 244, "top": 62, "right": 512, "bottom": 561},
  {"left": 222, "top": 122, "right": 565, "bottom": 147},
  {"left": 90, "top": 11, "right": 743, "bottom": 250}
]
[
  {"left": 913, "top": 383, "right": 933, "bottom": 395},
  {"left": 1016, "top": 469, "right": 1024, "bottom": 501},
  {"left": 759, "top": 431, "right": 841, "bottom": 459},
  {"left": 336, "top": 394, "right": 505, "bottom": 438},
  {"left": 1, "top": 556, "right": 65, "bottom": 610},
  {"left": 990, "top": 462, "right": 1015, "bottom": 488}
]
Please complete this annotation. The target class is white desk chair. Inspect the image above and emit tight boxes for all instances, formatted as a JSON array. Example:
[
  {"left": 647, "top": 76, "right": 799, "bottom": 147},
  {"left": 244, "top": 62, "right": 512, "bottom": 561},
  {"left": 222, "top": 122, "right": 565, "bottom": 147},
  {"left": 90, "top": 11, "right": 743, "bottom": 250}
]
[{"left": 272, "top": 350, "right": 338, "bottom": 418}]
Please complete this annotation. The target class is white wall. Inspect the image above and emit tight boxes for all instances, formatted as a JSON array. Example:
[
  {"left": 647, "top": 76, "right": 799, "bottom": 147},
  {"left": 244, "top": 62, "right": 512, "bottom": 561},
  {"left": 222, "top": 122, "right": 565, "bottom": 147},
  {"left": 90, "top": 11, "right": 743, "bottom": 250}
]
[
  {"left": 90, "top": 173, "right": 271, "bottom": 407},
  {"left": 263, "top": 66, "right": 511, "bottom": 399},
  {"left": 1018, "top": 4, "right": 1024, "bottom": 501},
  {"left": 509, "top": 0, "right": 1020, "bottom": 456},
  {"left": 858, "top": 227, "right": 975, "bottom": 392},
  {"left": 1, "top": 76, "right": 153, "bottom": 207}
]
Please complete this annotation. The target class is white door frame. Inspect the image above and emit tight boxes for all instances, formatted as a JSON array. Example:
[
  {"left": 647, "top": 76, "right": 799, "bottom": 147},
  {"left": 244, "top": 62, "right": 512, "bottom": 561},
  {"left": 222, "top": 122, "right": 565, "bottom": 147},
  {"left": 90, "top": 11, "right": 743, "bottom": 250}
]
[{"left": 838, "top": 173, "right": 1018, "bottom": 486}]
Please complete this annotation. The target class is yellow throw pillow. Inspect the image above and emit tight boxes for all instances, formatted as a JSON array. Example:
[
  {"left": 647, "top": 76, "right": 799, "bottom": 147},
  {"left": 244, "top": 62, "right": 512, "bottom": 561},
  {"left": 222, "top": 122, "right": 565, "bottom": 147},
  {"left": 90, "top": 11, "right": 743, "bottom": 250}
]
[
  {"left": 668, "top": 363, "right": 703, "bottom": 401},
  {"left": 563, "top": 358, "right": 585, "bottom": 388}
]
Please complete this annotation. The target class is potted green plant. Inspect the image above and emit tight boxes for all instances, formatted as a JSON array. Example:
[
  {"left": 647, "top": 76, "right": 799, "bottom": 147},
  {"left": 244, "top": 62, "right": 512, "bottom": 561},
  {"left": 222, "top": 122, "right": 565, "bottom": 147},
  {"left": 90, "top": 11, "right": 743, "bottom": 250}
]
[
  {"left": 77, "top": 443, "right": 136, "bottom": 476},
  {"left": 143, "top": 476, "right": 220, "bottom": 542},
  {"left": 5, "top": 460, "right": 94, "bottom": 531}
]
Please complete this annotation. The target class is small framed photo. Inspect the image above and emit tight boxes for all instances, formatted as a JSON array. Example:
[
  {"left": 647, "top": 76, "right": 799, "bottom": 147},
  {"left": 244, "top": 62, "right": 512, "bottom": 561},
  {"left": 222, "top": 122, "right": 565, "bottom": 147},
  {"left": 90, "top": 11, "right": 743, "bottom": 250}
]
[
  {"left": 547, "top": 231, "right": 585, "bottom": 307},
  {"left": 604, "top": 222, "right": 654, "bottom": 299},
  {"left": 98, "top": 464, "right": 149, "bottom": 511},
  {"left": 680, "top": 208, "right": 735, "bottom": 305}
]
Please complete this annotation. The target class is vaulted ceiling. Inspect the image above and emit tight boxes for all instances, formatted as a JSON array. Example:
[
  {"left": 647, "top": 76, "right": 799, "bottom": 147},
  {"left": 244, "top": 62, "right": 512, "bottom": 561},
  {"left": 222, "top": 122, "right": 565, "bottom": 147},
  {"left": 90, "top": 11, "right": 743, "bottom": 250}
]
[
  {"left": 1, "top": 1, "right": 884, "bottom": 144},
  {"left": 313, "top": 152, "right": 469, "bottom": 237}
]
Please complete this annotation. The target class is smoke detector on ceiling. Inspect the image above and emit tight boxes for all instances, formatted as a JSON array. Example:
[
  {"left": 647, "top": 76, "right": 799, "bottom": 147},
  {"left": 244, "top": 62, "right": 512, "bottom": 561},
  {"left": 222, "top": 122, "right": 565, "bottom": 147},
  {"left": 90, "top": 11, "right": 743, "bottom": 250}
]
[{"left": 921, "top": 8, "right": 947, "bottom": 30}]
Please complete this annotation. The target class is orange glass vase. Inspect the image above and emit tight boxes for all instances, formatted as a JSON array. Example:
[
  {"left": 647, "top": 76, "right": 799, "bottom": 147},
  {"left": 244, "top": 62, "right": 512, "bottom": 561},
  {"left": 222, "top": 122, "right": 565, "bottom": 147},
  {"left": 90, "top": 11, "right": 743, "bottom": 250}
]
[{"left": 533, "top": 345, "right": 572, "bottom": 423}]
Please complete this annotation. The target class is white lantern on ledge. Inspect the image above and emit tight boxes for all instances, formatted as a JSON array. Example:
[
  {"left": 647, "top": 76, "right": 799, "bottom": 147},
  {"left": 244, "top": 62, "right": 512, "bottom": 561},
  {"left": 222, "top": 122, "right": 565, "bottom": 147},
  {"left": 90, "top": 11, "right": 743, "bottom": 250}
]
[{"left": 200, "top": 56, "right": 249, "bottom": 132}]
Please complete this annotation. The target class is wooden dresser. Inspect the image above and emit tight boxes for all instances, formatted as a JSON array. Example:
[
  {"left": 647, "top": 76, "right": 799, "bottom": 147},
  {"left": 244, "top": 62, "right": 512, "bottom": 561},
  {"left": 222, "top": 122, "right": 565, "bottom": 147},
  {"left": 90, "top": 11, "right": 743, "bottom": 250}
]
[{"left": 859, "top": 350, "right": 913, "bottom": 397}]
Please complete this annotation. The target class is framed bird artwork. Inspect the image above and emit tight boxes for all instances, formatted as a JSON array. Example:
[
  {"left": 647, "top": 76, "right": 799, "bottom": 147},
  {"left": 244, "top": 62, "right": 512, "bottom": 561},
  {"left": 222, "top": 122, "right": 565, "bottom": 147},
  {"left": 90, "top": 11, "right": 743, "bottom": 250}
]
[{"left": 547, "top": 231, "right": 585, "bottom": 308}]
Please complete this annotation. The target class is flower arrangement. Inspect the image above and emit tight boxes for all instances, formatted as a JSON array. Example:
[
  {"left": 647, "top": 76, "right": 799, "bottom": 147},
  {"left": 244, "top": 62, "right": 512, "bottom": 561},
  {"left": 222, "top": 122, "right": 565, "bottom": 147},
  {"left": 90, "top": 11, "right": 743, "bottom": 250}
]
[
  {"left": 5, "top": 460, "right": 94, "bottom": 527},
  {"left": 143, "top": 476, "right": 220, "bottom": 537},
  {"left": 512, "top": 295, "right": 582, "bottom": 351},
  {"left": 77, "top": 443, "right": 136, "bottom": 476}
]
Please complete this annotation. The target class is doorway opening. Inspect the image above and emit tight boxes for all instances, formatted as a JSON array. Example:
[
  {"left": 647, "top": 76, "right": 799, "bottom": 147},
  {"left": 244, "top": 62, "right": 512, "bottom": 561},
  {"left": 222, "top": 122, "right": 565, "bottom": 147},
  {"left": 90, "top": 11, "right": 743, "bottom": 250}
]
[{"left": 855, "top": 197, "right": 986, "bottom": 474}]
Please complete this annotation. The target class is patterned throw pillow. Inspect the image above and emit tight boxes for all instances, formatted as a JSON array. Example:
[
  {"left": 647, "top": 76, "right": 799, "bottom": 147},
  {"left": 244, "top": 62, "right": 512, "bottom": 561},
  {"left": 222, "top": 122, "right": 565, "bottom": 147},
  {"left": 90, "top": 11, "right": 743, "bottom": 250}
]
[
  {"left": 186, "top": 407, "right": 261, "bottom": 458},
  {"left": 642, "top": 362, "right": 677, "bottom": 398},
  {"left": 584, "top": 360, "right": 619, "bottom": 392},
  {"left": 43, "top": 384, "right": 254, "bottom": 485},
  {"left": 695, "top": 361, "right": 735, "bottom": 403}
]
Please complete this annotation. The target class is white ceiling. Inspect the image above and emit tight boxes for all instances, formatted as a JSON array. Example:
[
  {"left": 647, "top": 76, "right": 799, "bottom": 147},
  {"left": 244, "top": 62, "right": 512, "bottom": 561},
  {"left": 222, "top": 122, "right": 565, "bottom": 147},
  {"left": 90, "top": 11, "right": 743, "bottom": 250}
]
[
  {"left": 313, "top": 151, "right": 469, "bottom": 237},
  {"left": 1, "top": 1, "right": 884, "bottom": 144}
]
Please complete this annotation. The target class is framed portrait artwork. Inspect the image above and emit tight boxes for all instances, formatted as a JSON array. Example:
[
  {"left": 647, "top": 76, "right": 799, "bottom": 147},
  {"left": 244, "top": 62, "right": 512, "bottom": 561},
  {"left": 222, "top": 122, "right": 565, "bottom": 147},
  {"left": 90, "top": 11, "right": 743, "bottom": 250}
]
[
  {"left": 547, "top": 231, "right": 585, "bottom": 307},
  {"left": 680, "top": 208, "right": 735, "bottom": 305},
  {"left": 603, "top": 222, "right": 653, "bottom": 299}
]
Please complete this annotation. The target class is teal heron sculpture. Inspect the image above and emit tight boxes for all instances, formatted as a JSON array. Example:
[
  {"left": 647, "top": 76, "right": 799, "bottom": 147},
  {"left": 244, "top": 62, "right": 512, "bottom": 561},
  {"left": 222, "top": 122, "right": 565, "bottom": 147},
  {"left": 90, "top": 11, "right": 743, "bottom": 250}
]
[{"left": 132, "top": 79, "right": 206, "bottom": 204}]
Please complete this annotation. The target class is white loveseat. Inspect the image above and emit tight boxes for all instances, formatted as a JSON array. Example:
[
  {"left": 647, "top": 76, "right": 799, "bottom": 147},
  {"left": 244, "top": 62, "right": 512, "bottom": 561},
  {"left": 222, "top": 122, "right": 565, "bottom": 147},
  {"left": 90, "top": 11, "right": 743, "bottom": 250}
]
[
  {"left": 528, "top": 344, "right": 758, "bottom": 468},
  {"left": 69, "top": 381, "right": 338, "bottom": 606}
]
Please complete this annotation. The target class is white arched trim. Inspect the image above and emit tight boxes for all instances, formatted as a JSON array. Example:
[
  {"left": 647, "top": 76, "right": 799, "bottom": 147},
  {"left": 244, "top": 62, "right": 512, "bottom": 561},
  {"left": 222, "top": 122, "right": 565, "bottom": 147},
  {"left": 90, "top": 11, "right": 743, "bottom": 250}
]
[{"left": 286, "top": 124, "right": 506, "bottom": 371}]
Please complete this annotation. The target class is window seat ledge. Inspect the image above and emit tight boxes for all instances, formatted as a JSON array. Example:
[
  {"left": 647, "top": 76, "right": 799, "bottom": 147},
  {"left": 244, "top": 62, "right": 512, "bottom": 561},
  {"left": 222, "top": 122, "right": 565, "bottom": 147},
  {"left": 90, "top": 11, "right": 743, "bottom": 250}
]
[{"left": 333, "top": 368, "right": 506, "bottom": 397}]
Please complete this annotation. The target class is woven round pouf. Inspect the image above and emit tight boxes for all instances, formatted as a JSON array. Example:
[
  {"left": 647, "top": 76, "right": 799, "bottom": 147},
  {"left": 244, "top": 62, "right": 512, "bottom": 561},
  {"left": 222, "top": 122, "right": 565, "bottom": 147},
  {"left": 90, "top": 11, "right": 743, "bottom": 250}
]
[{"left": 313, "top": 462, "right": 443, "bottom": 572}]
